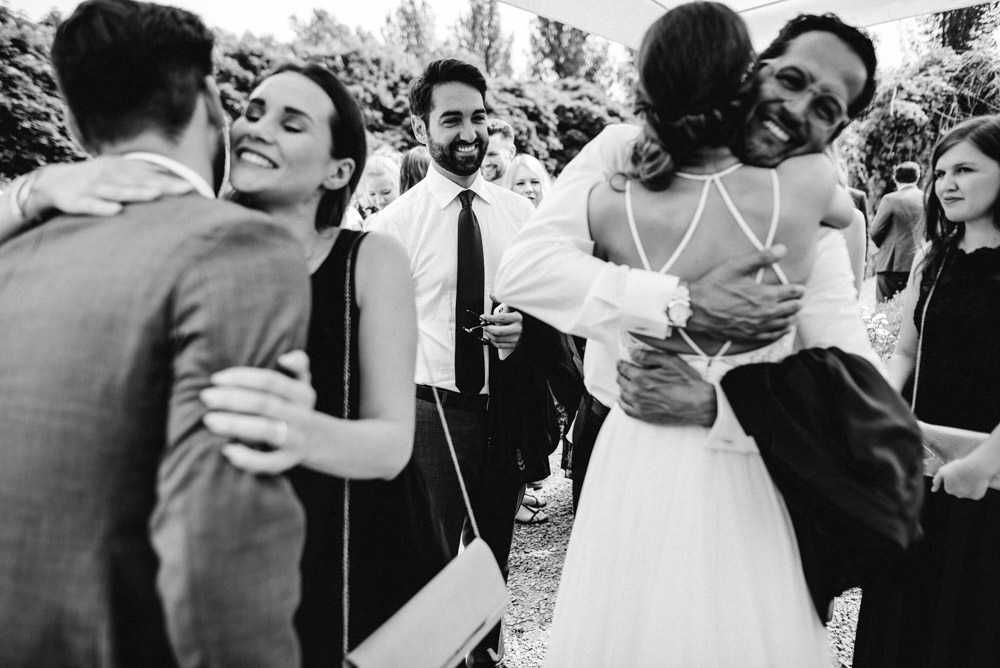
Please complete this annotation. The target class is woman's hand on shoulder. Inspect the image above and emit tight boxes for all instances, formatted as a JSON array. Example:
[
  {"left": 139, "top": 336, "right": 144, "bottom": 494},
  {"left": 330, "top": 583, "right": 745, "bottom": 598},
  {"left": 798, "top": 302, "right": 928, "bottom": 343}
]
[
  {"left": 202, "top": 350, "right": 319, "bottom": 475},
  {"left": 27, "top": 156, "right": 192, "bottom": 219}
]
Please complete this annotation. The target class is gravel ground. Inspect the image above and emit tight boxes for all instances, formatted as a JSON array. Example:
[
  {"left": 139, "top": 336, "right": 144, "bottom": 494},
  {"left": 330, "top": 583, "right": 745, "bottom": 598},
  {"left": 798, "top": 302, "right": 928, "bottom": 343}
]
[{"left": 502, "top": 448, "right": 862, "bottom": 668}]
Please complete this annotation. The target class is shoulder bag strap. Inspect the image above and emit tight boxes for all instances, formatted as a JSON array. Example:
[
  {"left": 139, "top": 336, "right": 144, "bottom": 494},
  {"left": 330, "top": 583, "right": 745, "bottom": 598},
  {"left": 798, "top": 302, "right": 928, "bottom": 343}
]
[
  {"left": 341, "top": 231, "right": 366, "bottom": 656},
  {"left": 910, "top": 248, "right": 949, "bottom": 412}
]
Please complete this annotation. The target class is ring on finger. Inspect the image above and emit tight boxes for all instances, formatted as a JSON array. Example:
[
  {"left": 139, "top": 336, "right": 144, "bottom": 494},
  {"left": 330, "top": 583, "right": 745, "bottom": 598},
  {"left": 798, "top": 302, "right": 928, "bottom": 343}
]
[{"left": 272, "top": 419, "right": 289, "bottom": 448}]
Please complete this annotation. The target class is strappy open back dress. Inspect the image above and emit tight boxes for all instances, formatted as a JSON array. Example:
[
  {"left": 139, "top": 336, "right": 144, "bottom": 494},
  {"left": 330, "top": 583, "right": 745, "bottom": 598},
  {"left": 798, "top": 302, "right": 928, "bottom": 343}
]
[{"left": 544, "top": 166, "right": 832, "bottom": 667}]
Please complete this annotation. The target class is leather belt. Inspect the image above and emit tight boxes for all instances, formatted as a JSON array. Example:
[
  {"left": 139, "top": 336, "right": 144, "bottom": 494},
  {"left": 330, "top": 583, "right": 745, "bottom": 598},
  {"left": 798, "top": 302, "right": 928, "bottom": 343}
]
[{"left": 415, "top": 384, "right": 489, "bottom": 411}]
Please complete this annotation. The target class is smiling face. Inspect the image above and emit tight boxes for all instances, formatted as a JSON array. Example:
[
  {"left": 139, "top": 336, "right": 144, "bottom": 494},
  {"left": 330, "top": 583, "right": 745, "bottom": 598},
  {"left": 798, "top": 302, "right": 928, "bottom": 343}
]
[
  {"left": 510, "top": 164, "right": 544, "bottom": 207},
  {"left": 933, "top": 140, "right": 1000, "bottom": 227},
  {"left": 229, "top": 71, "right": 340, "bottom": 206},
  {"left": 482, "top": 134, "right": 515, "bottom": 182},
  {"left": 413, "top": 81, "right": 488, "bottom": 186},
  {"left": 740, "top": 31, "right": 867, "bottom": 167}
]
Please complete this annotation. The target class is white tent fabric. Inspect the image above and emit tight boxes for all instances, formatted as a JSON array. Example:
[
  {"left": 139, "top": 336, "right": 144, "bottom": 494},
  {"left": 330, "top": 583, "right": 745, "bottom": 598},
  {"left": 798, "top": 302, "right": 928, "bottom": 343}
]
[{"left": 501, "top": 0, "right": 988, "bottom": 49}]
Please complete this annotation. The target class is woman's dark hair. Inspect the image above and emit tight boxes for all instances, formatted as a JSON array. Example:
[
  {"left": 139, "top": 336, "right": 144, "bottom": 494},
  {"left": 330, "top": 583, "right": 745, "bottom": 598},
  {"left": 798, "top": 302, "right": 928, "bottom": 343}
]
[
  {"left": 233, "top": 62, "right": 367, "bottom": 231},
  {"left": 399, "top": 145, "right": 431, "bottom": 193},
  {"left": 923, "top": 114, "right": 1000, "bottom": 273},
  {"left": 630, "top": 1, "right": 755, "bottom": 190}
]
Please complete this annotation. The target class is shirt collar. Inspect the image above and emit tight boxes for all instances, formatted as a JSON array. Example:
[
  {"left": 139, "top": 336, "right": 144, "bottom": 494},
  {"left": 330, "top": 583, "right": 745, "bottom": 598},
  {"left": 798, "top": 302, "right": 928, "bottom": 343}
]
[
  {"left": 123, "top": 152, "right": 216, "bottom": 199},
  {"left": 424, "top": 163, "right": 495, "bottom": 210}
]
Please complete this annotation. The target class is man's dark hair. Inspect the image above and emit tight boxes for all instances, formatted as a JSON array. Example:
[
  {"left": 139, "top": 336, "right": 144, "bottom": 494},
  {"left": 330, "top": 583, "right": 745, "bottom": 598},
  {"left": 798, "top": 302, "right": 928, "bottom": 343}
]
[
  {"left": 51, "top": 0, "right": 215, "bottom": 149},
  {"left": 487, "top": 118, "right": 514, "bottom": 141},
  {"left": 893, "top": 161, "right": 920, "bottom": 184},
  {"left": 757, "top": 13, "right": 877, "bottom": 118},
  {"left": 408, "top": 59, "right": 487, "bottom": 124}
]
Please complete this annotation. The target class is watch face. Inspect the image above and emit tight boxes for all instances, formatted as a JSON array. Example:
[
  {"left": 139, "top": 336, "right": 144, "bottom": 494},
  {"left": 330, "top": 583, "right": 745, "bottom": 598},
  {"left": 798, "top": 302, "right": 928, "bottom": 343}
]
[{"left": 668, "top": 301, "right": 692, "bottom": 327}]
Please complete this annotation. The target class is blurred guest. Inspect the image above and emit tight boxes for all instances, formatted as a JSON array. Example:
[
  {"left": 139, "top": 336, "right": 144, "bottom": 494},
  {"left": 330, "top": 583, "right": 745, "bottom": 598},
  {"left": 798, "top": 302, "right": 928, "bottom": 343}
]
[
  {"left": 399, "top": 144, "right": 431, "bottom": 193},
  {"left": 508, "top": 154, "right": 552, "bottom": 208},
  {"left": 871, "top": 160, "right": 924, "bottom": 301},
  {"left": 482, "top": 118, "right": 516, "bottom": 184},
  {"left": 358, "top": 154, "right": 401, "bottom": 218}
]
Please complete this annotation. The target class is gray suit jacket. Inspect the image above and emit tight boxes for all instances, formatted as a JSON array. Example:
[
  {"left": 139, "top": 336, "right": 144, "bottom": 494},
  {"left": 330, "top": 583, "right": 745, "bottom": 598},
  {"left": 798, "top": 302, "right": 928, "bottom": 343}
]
[
  {"left": 870, "top": 186, "right": 924, "bottom": 273},
  {"left": 0, "top": 194, "right": 310, "bottom": 667}
]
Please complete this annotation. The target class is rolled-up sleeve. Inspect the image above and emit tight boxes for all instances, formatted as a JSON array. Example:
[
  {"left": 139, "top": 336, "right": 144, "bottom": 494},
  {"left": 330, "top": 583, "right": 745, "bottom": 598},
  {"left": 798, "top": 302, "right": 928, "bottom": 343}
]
[{"left": 150, "top": 219, "right": 311, "bottom": 668}]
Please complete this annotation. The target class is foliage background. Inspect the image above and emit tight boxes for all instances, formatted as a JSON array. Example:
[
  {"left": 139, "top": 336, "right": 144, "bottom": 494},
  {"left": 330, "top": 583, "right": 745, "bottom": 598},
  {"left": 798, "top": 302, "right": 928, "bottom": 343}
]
[
  {"left": 838, "top": 3, "right": 1000, "bottom": 208},
  {"left": 4, "top": 0, "right": 1000, "bottom": 198},
  {"left": 0, "top": 1, "right": 629, "bottom": 182}
]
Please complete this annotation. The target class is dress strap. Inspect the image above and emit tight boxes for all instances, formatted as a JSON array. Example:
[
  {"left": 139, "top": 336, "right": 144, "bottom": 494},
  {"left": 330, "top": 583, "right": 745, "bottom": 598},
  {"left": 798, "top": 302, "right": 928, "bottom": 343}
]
[
  {"left": 674, "top": 163, "right": 784, "bottom": 362},
  {"left": 712, "top": 170, "right": 789, "bottom": 285},
  {"left": 675, "top": 162, "right": 744, "bottom": 181},
  {"left": 625, "top": 178, "right": 710, "bottom": 275}
]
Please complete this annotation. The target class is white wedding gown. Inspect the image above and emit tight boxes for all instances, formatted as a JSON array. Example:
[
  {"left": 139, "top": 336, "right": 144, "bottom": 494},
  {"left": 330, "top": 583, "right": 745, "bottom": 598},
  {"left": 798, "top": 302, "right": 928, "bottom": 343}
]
[{"left": 545, "top": 168, "right": 833, "bottom": 667}]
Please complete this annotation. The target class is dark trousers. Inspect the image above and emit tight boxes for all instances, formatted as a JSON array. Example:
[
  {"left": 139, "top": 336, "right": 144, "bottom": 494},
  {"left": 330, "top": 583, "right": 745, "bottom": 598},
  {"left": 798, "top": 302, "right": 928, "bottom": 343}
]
[
  {"left": 877, "top": 271, "right": 909, "bottom": 302},
  {"left": 567, "top": 392, "right": 610, "bottom": 512},
  {"left": 413, "top": 394, "right": 521, "bottom": 661}
]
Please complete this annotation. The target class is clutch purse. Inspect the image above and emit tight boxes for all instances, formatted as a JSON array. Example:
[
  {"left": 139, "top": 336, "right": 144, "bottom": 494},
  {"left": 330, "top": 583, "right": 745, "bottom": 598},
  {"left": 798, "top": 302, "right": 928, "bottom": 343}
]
[
  {"left": 918, "top": 420, "right": 1000, "bottom": 487},
  {"left": 342, "top": 385, "right": 507, "bottom": 667},
  {"left": 343, "top": 537, "right": 506, "bottom": 668}
]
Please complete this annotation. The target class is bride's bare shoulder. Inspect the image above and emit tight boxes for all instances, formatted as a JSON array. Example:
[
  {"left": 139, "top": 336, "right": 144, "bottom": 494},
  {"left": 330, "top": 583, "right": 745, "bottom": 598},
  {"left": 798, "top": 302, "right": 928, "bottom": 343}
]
[{"left": 587, "top": 174, "right": 627, "bottom": 234}]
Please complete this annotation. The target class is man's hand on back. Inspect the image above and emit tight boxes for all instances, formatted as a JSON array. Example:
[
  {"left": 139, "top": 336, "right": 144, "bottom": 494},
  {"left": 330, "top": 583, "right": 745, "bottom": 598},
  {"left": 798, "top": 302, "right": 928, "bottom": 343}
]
[
  {"left": 687, "top": 245, "right": 804, "bottom": 342},
  {"left": 617, "top": 348, "right": 717, "bottom": 427}
]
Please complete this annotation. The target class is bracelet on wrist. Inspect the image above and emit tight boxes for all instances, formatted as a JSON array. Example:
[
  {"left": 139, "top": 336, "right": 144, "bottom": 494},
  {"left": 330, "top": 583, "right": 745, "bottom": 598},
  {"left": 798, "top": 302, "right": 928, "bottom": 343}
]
[{"left": 7, "top": 169, "right": 41, "bottom": 223}]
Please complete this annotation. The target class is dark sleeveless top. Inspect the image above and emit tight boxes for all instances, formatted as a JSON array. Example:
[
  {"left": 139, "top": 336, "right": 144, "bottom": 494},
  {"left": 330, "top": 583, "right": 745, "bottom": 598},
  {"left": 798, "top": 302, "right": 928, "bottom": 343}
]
[
  {"left": 910, "top": 244, "right": 1000, "bottom": 431},
  {"left": 289, "top": 230, "right": 447, "bottom": 667},
  {"left": 854, "top": 243, "right": 1000, "bottom": 668}
]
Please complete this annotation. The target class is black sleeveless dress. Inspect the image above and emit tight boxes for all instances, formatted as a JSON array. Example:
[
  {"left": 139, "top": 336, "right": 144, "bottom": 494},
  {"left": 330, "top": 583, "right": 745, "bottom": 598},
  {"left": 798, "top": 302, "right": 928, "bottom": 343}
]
[
  {"left": 853, "top": 244, "right": 1000, "bottom": 667},
  {"left": 289, "top": 230, "right": 447, "bottom": 667}
]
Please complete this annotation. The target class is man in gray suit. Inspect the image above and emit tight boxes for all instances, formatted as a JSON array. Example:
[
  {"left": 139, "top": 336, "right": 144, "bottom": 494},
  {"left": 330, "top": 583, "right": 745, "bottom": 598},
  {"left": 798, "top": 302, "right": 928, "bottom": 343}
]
[
  {"left": 0, "top": 1, "right": 310, "bottom": 666},
  {"left": 871, "top": 161, "right": 925, "bottom": 301}
]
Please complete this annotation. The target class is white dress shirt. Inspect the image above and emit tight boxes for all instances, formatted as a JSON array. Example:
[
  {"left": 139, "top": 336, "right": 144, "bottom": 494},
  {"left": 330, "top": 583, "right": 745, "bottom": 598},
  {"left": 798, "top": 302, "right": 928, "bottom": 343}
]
[
  {"left": 492, "top": 123, "right": 881, "bottom": 439},
  {"left": 123, "top": 152, "right": 215, "bottom": 199},
  {"left": 369, "top": 164, "right": 535, "bottom": 393}
]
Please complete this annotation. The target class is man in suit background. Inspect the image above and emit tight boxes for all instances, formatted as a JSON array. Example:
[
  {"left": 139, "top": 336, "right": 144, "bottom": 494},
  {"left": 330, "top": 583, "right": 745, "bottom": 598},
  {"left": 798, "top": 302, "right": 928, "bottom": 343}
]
[
  {"left": 871, "top": 161, "right": 925, "bottom": 301},
  {"left": 0, "top": 1, "right": 310, "bottom": 665}
]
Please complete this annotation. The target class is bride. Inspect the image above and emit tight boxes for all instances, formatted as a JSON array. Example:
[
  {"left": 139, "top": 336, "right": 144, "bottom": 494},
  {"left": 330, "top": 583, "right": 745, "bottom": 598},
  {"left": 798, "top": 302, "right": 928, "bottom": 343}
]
[{"left": 543, "top": 3, "right": 870, "bottom": 666}]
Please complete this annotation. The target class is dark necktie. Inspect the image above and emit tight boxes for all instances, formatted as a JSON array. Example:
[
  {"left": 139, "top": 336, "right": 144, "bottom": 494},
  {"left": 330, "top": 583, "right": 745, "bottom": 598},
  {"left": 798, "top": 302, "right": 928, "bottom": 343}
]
[{"left": 455, "top": 189, "right": 485, "bottom": 395}]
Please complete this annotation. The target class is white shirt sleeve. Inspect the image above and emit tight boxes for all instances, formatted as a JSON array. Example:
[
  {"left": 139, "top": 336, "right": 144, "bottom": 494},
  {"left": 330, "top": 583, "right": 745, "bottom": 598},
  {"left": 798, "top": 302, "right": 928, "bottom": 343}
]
[
  {"left": 494, "top": 124, "right": 677, "bottom": 344},
  {"left": 794, "top": 228, "right": 883, "bottom": 371}
]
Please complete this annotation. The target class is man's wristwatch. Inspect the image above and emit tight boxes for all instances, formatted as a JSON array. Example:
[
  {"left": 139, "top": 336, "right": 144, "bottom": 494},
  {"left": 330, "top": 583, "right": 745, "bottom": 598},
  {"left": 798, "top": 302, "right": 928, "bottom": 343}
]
[{"left": 665, "top": 281, "right": 693, "bottom": 330}]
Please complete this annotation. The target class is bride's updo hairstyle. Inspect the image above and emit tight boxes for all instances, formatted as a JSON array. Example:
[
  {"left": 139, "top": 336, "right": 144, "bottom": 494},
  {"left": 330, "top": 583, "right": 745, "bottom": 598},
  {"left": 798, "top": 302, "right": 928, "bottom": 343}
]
[{"left": 630, "top": 1, "right": 755, "bottom": 190}]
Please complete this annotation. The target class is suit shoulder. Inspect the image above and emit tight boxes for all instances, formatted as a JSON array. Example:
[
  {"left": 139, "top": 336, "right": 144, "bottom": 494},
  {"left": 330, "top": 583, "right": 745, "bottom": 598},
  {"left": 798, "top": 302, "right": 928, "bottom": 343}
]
[{"left": 147, "top": 195, "right": 294, "bottom": 245}]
